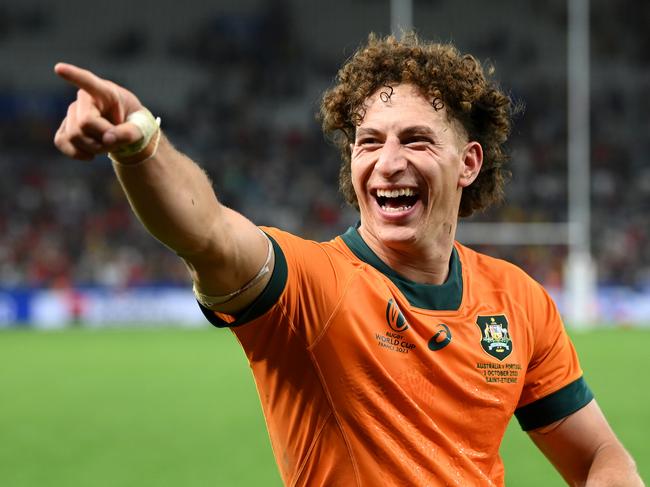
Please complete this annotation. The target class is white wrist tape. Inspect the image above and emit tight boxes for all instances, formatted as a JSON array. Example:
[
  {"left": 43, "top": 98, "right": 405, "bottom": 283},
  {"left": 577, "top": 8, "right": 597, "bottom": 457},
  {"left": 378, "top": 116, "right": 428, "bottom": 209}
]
[
  {"left": 110, "top": 107, "right": 161, "bottom": 158},
  {"left": 193, "top": 233, "right": 274, "bottom": 309}
]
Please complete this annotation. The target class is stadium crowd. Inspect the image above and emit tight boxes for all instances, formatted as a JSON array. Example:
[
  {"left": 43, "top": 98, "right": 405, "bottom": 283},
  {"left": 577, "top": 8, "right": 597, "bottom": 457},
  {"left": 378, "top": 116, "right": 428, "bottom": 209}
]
[{"left": 1, "top": 0, "right": 648, "bottom": 290}]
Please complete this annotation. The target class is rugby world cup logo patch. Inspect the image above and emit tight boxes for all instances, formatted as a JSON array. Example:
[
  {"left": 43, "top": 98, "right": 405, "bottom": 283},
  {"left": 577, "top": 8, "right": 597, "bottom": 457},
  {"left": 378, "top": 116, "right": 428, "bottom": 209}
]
[
  {"left": 386, "top": 299, "right": 409, "bottom": 332},
  {"left": 476, "top": 315, "right": 512, "bottom": 361}
]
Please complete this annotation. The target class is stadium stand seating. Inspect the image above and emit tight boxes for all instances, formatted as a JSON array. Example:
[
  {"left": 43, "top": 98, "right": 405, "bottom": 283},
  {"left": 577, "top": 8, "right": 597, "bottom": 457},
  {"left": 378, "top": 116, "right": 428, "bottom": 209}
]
[{"left": 0, "top": 0, "right": 648, "bottom": 290}]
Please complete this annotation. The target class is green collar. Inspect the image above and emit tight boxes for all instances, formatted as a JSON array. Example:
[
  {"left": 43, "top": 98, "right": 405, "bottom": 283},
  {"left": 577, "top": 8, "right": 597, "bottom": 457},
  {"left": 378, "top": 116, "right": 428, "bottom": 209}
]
[{"left": 340, "top": 227, "right": 463, "bottom": 310}]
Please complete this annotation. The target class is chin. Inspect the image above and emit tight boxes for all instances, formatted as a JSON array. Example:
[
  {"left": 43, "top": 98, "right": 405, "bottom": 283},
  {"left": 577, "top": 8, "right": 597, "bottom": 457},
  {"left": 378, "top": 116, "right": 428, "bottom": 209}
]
[{"left": 373, "top": 222, "right": 420, "bottom": 247}]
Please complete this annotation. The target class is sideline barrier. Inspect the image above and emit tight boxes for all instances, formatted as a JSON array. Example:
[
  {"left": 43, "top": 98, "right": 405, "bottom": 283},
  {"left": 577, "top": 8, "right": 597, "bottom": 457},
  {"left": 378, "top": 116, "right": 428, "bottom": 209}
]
[
  {"left": 0, "top": 286, "right": 648, "bottom": 328},
  {"left": 0, "top": 287, "right": 205, "bottom": 329}
]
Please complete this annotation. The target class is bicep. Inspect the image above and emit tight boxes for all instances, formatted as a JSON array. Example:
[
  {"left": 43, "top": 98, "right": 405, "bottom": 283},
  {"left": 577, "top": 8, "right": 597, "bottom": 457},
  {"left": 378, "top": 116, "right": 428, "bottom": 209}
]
[
  {"left": 527, "top": 399, "right": 622, "bottom": 484},
  {"left": 183, "top": 206, "right": 274, "bottom": 313}
]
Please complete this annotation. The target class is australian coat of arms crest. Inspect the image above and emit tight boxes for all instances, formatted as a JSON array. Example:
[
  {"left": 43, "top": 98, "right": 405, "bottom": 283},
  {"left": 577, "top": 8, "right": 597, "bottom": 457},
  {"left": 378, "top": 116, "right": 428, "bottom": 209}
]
[{"left": 476, "top": 315, "right": 513, "bottom": 361}]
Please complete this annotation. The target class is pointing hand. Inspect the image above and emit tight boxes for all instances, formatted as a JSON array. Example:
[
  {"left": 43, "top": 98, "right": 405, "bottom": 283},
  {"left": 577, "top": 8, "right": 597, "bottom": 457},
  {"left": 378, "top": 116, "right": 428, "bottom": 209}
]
[{"left": 53, "top": 63, "right": 146, "bottom": 161}]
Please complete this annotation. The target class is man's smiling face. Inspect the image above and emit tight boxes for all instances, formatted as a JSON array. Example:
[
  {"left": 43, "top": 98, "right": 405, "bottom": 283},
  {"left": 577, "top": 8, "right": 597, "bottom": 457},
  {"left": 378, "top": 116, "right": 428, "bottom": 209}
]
[{"left": 351, "top": 83, "right": 482, "bottom": 253}]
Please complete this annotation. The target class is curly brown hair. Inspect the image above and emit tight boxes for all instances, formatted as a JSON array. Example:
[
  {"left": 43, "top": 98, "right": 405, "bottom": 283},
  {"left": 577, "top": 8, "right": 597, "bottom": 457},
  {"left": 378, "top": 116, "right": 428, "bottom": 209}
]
[{"left": 319, "top": 32, "right": 514, "bottom": 218}]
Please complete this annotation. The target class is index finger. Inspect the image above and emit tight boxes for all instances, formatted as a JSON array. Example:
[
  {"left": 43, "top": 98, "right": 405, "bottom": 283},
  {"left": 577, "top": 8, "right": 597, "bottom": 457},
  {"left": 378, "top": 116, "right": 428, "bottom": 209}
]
[{"left": 54, "top": 63, "right": 112, "bottom": 104}]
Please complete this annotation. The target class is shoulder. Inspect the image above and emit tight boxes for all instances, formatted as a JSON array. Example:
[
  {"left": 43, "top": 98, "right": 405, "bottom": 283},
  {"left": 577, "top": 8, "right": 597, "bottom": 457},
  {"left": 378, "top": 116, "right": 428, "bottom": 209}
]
[
  {"left": 456, "top": 243, "right": 566, "bottom": 348},
  {"left": 455, "top": 242, "right": 551, "bottom": 305},
  {"left": 455, "top": 242, "right": 535, "bottom": 284},
  {"left": 263, "top": 226, "right": 364, "bottom": 267}
]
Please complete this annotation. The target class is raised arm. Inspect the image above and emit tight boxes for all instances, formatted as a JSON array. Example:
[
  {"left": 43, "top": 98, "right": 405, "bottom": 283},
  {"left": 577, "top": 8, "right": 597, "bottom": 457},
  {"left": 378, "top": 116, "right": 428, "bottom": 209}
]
[
  {"left": 53, "top": 63, "right": 272, "bottom": 314},
  {"left": 528, "top": 400, "right": 643, "bottom": 486}
]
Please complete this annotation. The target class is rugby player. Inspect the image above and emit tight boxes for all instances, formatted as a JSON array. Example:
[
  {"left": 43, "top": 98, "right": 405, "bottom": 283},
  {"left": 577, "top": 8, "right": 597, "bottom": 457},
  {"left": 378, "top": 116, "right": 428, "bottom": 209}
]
[{"left": 54, "top": 33, "right": 642, "bottom": 486}]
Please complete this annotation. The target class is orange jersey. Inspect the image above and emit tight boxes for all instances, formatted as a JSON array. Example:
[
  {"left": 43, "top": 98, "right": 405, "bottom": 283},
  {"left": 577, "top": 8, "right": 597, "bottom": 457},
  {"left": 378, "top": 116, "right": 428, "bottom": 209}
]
[{"left": 200, "top": 227, "right": 593, "bottom": 486}]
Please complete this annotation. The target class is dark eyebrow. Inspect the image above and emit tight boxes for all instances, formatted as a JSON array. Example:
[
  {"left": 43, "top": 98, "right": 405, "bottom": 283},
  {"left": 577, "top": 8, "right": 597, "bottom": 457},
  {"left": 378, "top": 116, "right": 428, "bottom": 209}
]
[
  {"left": 355, "top": 127, "right": 382, "bottom": 139},
  {"left": 355, "top": 126, "right": 436, "bottom": 139},
  {"left": 399, "top": 125, "right": 436, "bottom": 137}
]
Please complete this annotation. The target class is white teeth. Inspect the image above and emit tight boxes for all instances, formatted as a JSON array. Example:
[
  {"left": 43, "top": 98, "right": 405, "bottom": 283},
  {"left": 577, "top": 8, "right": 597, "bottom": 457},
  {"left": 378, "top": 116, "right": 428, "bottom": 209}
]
[
  {"left": 381, "top": 205, "right": 413, "bottom": 212},
  {"left": 376, "top": 188, "right": 415, "bottom": 197}
]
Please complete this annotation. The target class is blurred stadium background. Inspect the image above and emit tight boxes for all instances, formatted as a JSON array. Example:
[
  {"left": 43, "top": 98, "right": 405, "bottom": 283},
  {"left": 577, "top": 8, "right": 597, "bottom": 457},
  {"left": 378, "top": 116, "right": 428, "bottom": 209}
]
[{"left": 0, "top": 0, "right": 648, "bottom": 485}]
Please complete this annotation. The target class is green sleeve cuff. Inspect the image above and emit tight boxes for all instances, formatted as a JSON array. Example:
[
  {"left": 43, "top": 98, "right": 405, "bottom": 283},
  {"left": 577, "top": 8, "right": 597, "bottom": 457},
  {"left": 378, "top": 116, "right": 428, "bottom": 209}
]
[
  {"left": 198, "top": 233, "right": 288, "bottom": 328},
  {"left": 515, "top": 377, "right": 594, "bottom": 431}
]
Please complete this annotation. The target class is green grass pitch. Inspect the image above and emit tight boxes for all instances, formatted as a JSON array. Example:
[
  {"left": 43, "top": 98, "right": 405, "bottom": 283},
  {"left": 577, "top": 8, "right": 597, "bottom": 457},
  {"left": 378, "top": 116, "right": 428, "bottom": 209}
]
[{"left": 1, "top": 326, "right": 648, "bottom": 486}]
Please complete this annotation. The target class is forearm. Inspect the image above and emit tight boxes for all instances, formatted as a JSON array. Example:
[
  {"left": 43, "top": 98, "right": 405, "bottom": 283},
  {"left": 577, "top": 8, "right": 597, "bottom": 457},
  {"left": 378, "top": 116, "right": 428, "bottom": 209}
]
[
  {"left": 52, "top": 63, "right": 268, "bottom": 293},
  {"left": 530, "top": 402, "right": 644, "bottom": 487},
  {"left": 112, "top": 133, "right": 223, "bottom": 257},
  {"left": 585, "top": 442, "right": 644, "bottom": 487}
]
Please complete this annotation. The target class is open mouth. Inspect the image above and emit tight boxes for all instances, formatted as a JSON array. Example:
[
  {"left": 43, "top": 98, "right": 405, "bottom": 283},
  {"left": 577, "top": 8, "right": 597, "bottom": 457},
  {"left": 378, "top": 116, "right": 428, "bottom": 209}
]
[{"left": 374, "top": 188, "right": 420, "bottom": 213}]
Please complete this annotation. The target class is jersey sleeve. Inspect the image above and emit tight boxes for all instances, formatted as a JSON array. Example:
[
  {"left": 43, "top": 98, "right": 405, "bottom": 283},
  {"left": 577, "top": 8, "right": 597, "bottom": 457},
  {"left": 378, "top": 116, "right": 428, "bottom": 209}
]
[
  {"left": 514, "top": 281, "right": 594, "bottom": 431},
  {"left": 198, "top": 227, "right": 349, "bottom": 344}
]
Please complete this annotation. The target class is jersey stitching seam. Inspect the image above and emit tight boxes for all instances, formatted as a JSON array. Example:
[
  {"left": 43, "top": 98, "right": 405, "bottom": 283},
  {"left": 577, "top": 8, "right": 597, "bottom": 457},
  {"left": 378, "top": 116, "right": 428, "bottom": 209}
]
[
  {"left": 281, "top": 237, "right": 345, "bottom": 345},
  {"left": 271, "top": 300, "right": 340, "bottom": 484},
  {"left": 289, "top": 410, "right": 333, "bottom": 487},
  {"left": 309, "top": 265, "right": 366, "bottom": 349},
  {"left": 276, "top": 286, "right": 363, "bottom": 486},
  {"left": 275, "top": 282, "right": 303, "bottom": 338},
  {"left": 308, "top": 348, "right": 363, "bottom": 487},
  {"left": 277, "top": 240, "right": 368, "bottom": 485},
  {"left": 306, "top": 266, "right": 365, "bottom": 485}
]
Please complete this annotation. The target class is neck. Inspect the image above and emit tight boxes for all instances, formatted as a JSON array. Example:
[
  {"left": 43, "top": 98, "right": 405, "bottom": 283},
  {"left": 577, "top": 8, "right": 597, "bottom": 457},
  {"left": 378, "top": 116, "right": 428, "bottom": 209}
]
[{"left": 359, "top": 222, "right": 457, "bottom": 285}]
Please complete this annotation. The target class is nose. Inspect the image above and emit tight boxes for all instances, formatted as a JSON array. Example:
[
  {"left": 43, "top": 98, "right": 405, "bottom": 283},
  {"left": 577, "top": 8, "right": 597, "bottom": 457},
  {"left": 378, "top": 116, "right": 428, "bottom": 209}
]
[{"left": 376, "top": 137, "right": 407, "bottom": 177}]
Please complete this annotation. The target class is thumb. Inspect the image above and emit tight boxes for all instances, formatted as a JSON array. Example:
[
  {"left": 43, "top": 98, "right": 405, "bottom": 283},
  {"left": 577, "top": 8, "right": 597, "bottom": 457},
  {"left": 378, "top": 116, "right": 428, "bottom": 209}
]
[{"left": 103, "top": 121, "right": 144, "bottom": 148}]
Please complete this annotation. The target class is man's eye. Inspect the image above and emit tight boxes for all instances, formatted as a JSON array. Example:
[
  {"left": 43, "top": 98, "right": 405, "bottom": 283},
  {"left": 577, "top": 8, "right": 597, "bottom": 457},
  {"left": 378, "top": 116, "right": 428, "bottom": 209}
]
[
  {"left": 405, "top": 137, "right": 433, "bottom": 145},
  {"left": 358, "top": 139, "right": 380, "bottom": 146}
]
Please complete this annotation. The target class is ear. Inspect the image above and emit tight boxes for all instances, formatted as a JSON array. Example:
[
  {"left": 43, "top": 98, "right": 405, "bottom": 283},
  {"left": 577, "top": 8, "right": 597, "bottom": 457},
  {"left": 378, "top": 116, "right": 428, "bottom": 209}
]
[{"left": 458, "top": 141, "right": 483, "bottom": 188}]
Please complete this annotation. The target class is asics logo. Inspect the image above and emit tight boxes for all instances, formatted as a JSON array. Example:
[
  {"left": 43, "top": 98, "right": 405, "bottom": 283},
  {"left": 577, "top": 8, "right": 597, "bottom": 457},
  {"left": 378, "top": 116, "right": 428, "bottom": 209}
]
[{"left": 428, "top": 324, "right": 452, "bottom": 351}]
